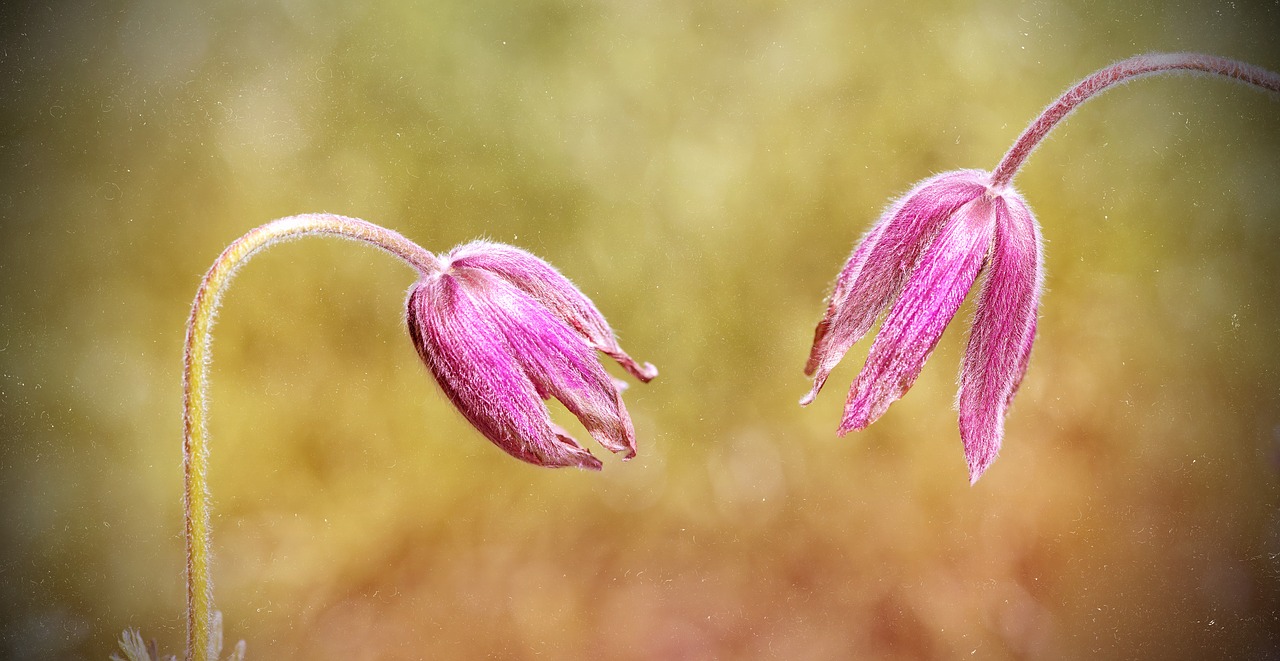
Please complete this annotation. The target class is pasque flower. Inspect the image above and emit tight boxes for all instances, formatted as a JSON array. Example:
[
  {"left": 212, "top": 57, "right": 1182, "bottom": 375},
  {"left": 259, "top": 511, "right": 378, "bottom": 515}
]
[
  {"left": 803, "top": 53, "right": 1280, "bottom": 483},
  {"left": 407, "top": 241, "right": 657, "bottom": 470},
  {"left": 802, "top": 170, "right": 1042, "bottom": 483},
  {"left": 174, "top": 215, "right": 655, "bottom": 661}
]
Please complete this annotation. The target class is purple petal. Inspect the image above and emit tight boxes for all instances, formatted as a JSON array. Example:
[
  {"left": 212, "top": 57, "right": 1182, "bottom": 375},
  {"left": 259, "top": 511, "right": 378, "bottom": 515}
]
[
  {"left": 839, "top": 194, "right": 998, "bottom": 433},
  {"left": 448, "top": 241, "right": 657, "bottom": 382},
  {"left": 1006, "top": 317, "right": 1037, "bottom": 411},
  {"left": 958, "top": 192, "right": 1043, "bottom": 483},
  {"left": 803, "top": 170, "right": 988, "bottom": 405},
  {"left": 407, "top": 267, "right": 636, "bottom": 469},
  {"left": 461, "top": 267, "right": 639, "bottom": 460},
  {"left": 803, "top": 219, "right": 887, "bottom": 381}
]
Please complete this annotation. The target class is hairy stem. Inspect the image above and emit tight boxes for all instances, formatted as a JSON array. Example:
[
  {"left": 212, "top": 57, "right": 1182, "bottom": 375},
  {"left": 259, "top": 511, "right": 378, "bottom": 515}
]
[
  {"left": 182, "top": 214, "right": 437, "bottom": 661},
  {"left": 990, "top": 52, "right": 1280, "bottom": 189}
]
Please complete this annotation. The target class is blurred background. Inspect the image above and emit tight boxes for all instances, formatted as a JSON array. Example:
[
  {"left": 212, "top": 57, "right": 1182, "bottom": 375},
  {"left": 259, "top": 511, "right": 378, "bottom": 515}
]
[{"left": 2, "top": 0, "right": 1279, "bottom": 658}]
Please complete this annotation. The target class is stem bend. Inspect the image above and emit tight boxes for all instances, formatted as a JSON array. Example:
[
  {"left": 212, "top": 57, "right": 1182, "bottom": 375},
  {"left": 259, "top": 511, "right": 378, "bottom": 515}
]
[
  {"left": 990, "top": 53, "right": 1280, "bottom": 189},
  {"left": 182, "top": 214, "right": 436, "bottom": 660}
]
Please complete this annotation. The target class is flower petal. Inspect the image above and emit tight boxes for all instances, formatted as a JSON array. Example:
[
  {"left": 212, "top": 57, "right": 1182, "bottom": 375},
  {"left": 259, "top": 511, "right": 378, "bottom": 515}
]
[
  {"left": 839, "top": 194, "right": 998, "bottom": 433},
  {"left": 448, "top": 241, "right": 657, "bottom": 382},
  {"left": 803, "top": 170, "right": 988, "bottom": 405},
  {"left": 957, "top": 192, "right": 1043, "bottom": 483},
  {"left": 1006, "top": 317, "right": 1036, "bottom": 411},
  {"left": 803, "top": 218, "right": 887, "bottom": 384},
  {"left": 457, "top": 266, "right": 640, "bottom": 460},
  {"left": 408, "top": 269, "right": 630, "bottom": 469}
]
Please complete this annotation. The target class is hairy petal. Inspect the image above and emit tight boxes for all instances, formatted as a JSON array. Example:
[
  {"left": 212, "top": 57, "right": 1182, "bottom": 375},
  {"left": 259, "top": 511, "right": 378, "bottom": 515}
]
[
  {"left": 457, "top": 266, "right": 639, "bottom": 459},
  {"left": 449, "top": 241, "right": 657, "bottom": 382},
  {"left": 803, "top": 219, "right": 887, "bottom": 380},
  {"left": 840, "top": 195, "right": 998, "bottom": 433},
  {"left": 803, "top": 170, "right": 988, "bottom": 404},
  {"left": 408, "top": 270, "right": 627, "bottom": 470},
  {"left": 1007, "top": 317, "right": 1037, "bottom": 411},
  {"left": 958, "top": 192, "right": 1043, "bottom": 483}
]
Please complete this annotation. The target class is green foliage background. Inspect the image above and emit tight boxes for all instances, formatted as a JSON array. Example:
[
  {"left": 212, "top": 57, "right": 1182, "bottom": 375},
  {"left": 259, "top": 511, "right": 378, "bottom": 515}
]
[{"left": 2, "top": 0, "right": 1278, "bottom": 658}]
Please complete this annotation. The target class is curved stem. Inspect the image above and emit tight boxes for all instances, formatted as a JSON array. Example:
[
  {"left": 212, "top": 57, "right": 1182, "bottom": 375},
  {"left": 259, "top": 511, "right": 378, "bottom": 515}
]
[
  {"left": 990, "top": 52, "right": 1280, "bottom": 189},
  {"left": 182, "top": 214, "right": 437, "bottom": 661}
]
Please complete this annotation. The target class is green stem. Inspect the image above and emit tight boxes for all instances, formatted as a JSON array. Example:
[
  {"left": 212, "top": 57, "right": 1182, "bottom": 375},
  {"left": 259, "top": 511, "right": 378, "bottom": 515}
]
[{"left": 182, "top": 214, "right": 437, "bottom": 661}]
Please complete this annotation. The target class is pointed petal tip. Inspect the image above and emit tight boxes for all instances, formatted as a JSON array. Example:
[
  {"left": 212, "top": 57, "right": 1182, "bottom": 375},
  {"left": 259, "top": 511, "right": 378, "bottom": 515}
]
[
  {"left": 838, "top": 388, "right": 884, "bottom": 436},
  {"left": 959, "top": 397, "right": 1006, "bottom": 486},
  {"left": 577, "top": 455, "right": 604, "bottom": 471},
  {"left": 603, "top": 347, "right": 658, "bottom": 383},
  {"left": 836, "top": 413, "right": 869, "bottom": 437},
  {"left": 965, "top": 449, "right": 997, "bottom": 485},
  {"left": 800, "top": 368, "right": 832, "bottom": 407},
  {"left": 546, "top": 423, "right": 609, "bottom": 470}
]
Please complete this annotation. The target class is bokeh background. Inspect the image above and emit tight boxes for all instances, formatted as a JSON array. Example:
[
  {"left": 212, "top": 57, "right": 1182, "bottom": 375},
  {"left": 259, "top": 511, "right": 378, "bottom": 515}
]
[{"left": 3, "top": 0, "right": 1279, "bottom": 659}]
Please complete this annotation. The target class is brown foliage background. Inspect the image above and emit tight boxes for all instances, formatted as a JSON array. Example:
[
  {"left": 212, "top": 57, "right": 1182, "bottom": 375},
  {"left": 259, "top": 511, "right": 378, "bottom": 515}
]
[{"left": 2, "top": 1, "right": 1279, "bottom": 658}]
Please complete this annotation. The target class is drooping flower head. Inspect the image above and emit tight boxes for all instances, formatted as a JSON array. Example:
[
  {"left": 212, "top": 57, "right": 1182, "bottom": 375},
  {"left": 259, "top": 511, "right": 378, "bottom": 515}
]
[
  {"left": 803, "top": 170, "right": 1043, "bottom": 483},
  {"left": 802, "top": 53, "right": 1280, "bottom": 484},
  {"left": 407, "top": 241, "right": 657, "bottom": 470}
]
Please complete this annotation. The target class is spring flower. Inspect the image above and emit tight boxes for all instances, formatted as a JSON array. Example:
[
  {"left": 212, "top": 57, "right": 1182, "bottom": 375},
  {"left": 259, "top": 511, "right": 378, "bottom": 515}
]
[
  {"left": 407, "top": 241, "right": 657, "bottom": 470},
  {"left": 803, "top": 171, "right": 1042, "bottom": 483},
  {"left": 171, "top": 215, "right": 655, "bottom": 661},
  {"left": 802, "top": 53, "right": 1280, "bottom": 483}
]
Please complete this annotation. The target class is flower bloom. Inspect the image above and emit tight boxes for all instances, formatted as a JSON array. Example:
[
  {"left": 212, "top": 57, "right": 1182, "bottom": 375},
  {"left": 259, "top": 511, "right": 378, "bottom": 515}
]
[
  {"left": 407, "top": 241, "right": 657, "bottom": 470},
  {"left": 802, "top": 170, "right": 1043, "bottom": 483}
]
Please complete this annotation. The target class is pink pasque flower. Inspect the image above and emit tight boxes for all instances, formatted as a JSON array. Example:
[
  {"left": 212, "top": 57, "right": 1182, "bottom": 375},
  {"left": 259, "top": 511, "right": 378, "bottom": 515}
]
[
  {"left": 407, "top": 241, "right": 657, "bottom": 470},
  {"left": 802, "top": 170, "right": 1043, "bottom": 483},
  {"left": 800, "top": 53, "right": 1280, "bottom": 484}
]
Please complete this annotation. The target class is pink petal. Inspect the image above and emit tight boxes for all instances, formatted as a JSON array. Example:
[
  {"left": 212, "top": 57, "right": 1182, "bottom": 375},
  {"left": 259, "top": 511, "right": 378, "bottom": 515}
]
[
  {"left": 407, "top": 267, "right": 636, "bottom": 469},
  {"left": 803, "top": 170, "right": 988, "bottom": 405},
  {"left": 957, "top": 192, "right": 1043, "bottom": 483},
  {"left": 458, "top": 267, "right": 639, "bottom": 460},
  {"left": 1006, "top": 317, "right": 1037, "bottom": 411},
  {"left": 803, "top": 219, "right": 887, "bottom": 379},
  {"left": 839, "top": 195, "right": 998, "bottom": 433},
  {"left": 448, "top": 241, "right": 657, "bottom": 382}
]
